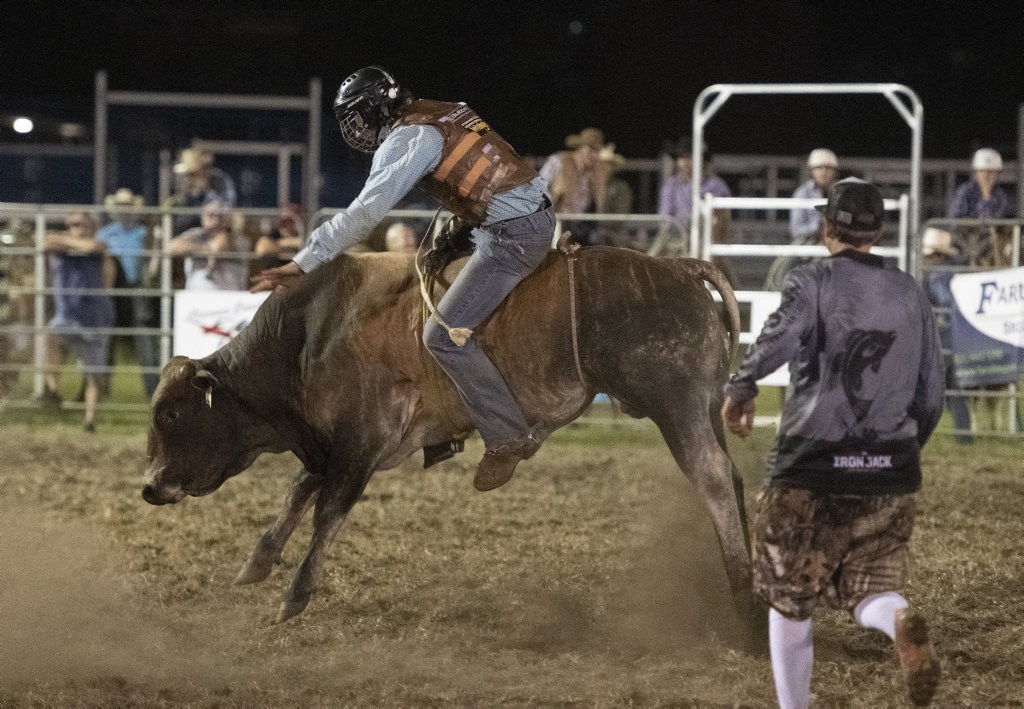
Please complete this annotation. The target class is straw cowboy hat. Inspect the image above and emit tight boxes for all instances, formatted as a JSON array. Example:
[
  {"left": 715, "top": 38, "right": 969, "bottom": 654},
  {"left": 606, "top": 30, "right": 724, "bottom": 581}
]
[
  {"left": 173, "top": 148, "right": 214, "bottom": 174},
  {"left": 564, "top": 127, "right": 607, "bottom": 150},
  {"left": 103, "top": 187, "right": 144, "bottom": 209}
]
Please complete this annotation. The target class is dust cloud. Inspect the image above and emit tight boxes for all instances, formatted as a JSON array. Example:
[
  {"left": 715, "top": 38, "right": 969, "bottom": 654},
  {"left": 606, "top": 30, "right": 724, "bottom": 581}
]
[
  {"left": 0, "top": 507, "right": 226, "bottom": 688},
  {"left": 500, "top": 484, "right": 748, "bottom": 657},
  {"left": 602, "top": 500, "right": 748, "bottom": 652}
]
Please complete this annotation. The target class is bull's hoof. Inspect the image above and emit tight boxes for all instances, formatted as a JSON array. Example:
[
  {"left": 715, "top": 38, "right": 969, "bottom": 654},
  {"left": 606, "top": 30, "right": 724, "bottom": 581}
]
[
  {"left": 276, "top": 598, "right": 309, "bottom": 623},
  {"left": 234, "top": 555, "right": 276, "bottom": 585}
]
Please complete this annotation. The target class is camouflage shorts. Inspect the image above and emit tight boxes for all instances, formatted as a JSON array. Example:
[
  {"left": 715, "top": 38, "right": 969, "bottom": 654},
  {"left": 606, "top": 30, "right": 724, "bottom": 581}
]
[{"left": 752, "top": 486, "right": 915, "bottom": 620}]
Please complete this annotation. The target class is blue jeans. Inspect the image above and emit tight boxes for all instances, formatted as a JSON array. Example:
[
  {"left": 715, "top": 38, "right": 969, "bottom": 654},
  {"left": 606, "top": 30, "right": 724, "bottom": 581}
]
[{"left": 423, "top": 204, "right": 555, "bottom": 449}]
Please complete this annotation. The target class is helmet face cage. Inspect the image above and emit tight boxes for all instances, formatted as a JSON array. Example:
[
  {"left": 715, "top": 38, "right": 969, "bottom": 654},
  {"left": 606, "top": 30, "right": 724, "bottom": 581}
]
[
  {"left": 334, "top": 67, "right": 399, "bottom": 154},
  {"left": 338, "top": 108, "right": 385, "bottom": 153}
]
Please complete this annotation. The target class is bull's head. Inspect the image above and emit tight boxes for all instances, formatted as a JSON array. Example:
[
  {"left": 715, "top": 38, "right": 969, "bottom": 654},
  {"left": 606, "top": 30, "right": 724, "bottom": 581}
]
[{"left": 142, "top": 356, "right": 259, "bottom": 505}]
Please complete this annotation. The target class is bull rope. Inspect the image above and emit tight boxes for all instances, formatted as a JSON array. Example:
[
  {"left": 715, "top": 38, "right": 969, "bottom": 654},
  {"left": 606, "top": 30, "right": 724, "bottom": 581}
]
[
  {"left": 413, "top": 212, "right": 472, "bottom": 347},
  {"left": 412, "top": 220, "right": 588, "bottom": 393},
  {"left": 556, "top": 232, "right": 588, "bottom": 389},
  {"left": 411, "top": 210, "right": 471, "bottom": 440}
]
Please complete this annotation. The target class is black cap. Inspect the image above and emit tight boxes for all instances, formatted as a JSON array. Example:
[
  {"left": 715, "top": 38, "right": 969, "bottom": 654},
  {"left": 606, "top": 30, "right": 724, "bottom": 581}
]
[{"left": 814, "top": 177, "right": 884, "bottom": 232}]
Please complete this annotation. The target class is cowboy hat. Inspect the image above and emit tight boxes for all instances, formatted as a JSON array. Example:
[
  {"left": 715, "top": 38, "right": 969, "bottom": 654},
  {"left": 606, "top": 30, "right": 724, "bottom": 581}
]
[
  {"left": 103, "top": 187, "right": 144, "bottom": 208},
  {"left": 565, "top": 127, "right": 606, "bottom": 150},
  {"left": 173, "top": 148, "right": 214, "bottom": 174},
  {"left": 922, "top": 227, "right": 958, "bottom": 257}
]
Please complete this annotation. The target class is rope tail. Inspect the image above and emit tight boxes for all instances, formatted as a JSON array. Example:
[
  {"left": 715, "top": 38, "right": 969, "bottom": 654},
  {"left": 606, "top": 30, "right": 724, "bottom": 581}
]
[
  {"left": 557, "top": 231, "right": 587, "bottom": 389},
  {"left": 414, "top": 211, "right": 473, "bottom": 347}
]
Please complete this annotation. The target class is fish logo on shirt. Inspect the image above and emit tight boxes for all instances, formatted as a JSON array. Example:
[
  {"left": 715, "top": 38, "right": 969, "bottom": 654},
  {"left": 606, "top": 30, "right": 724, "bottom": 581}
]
[{"left": 839, "top": 329, "right": 896, "bottom": 420}]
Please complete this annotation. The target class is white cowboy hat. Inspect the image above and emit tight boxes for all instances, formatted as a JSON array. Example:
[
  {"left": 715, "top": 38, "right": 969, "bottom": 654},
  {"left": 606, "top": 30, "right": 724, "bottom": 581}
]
[{"left": 922, "top": 227, "right": 957, "bottom": 257}]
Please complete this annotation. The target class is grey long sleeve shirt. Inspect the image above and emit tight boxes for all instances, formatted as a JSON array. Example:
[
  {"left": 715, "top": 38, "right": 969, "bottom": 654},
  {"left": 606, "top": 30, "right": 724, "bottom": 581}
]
[{"left": 725, "top": 249, "right": 945, "bottom": 494}]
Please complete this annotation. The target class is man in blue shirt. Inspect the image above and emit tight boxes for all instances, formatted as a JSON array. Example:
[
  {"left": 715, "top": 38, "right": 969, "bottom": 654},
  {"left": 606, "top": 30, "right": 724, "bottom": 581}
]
[
  {"left": 765, "top": 148, "right": 840, "bottom": 290},
  {"left": 948, "top": 148, "right": 1013, "bottom": 221},
  {"left": 97, "top": 188, "right": 160, "bottom": 398},
  {"left": 658, "top": 137, "right": 734, "bottom": 283},
  {"left": 41, "top": 211, "right": 115, "bottom": 432},
  {"left": 252, "top": 66, "right": 554, "bottom": 492}
]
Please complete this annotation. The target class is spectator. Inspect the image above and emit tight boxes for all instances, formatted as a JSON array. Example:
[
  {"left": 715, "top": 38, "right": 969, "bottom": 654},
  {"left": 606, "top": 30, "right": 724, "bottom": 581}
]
[
  {"left": 97, "top": 188, "right": 161, "bottom": 398},
  {"left": 593, "top": 145, "right": 635, "bottom": 247},
  {"left": 765, "top": 148, "right": 840, "bottom": 290},
  {"left": 791, "top": 148, "right": 840, "bottom": 244},
  {"left": 0, "top": 218, "right": 35, "bottom": 410},
  {"left": 169, "top": 201, "right": 250, "bottom": 291},
  {"left": 947, "top": 148, "right": 1017, "bottom": 435},
  {"left": 949, "top": 148, "right": 1014, "bottom": 221},
  {"left": 254, "top": 203, "right": 306, "bottom": 271},
  {"left": 721, "top": 178, "right": 944, "bottom": 709},
  {"left": 658, "top": 137, "right": 734, "bottom": 283},
  {"left": 539, "top": 127, "right": 611, "bottom": 244},
  {"left": 166, "top": 148, "right": 237, "bottom": 233},
  {"left": 921, "top": 227, "right": 973, "bottom": 444},
  {"left": 384, "top": 222, "right": 417, "bottom": 254},
  {"left": 39, "top": 211, "right": 115, "bottom": 432}
]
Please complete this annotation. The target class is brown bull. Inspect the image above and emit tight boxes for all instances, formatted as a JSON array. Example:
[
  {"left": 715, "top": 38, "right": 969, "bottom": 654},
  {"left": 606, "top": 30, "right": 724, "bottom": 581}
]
[{"left": 142, "top": 245, "right": 757, "bottom": 637}]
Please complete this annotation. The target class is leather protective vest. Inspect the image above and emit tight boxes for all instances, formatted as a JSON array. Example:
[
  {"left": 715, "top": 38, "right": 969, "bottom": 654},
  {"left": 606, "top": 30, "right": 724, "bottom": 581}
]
[{"left": 396, "top": 100, "right": 537, "bottom": 224}]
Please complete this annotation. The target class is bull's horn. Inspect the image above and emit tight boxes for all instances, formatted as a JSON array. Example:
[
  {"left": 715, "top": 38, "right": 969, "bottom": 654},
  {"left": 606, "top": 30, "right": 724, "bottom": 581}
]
[{"left": 192, "top": 370, "right": 221, "bottom": 408}]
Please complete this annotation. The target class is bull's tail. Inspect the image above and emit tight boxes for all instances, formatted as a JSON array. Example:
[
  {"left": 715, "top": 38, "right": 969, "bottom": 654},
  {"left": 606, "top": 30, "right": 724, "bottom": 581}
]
[{"left": 682, "top": 258, "right": 741, "bottom": 361}]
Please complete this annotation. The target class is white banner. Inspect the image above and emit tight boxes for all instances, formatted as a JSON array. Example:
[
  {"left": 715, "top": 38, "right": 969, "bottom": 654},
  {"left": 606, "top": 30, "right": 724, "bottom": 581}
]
[
  {"left": 173, "top": 290, "right": 271, "bottom": 359},
  {"left": 949, "top": 267, "right": 1024, "bottom": 348}
]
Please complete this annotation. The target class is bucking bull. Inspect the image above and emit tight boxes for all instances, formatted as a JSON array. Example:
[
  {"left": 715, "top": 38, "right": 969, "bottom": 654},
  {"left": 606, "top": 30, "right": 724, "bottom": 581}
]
[{"left": 142, "top": 243, "right": 759, "bottom": 640}]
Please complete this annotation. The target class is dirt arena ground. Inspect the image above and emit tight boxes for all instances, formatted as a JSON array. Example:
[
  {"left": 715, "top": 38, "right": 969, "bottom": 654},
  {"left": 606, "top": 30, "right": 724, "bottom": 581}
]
[{"left": 1, "top": 418, "right": 1022, "bottom": 707}]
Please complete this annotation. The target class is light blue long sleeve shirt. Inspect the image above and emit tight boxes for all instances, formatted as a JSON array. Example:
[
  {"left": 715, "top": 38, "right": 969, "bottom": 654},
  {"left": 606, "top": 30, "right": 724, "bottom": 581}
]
[
  {"left": 294, "top": 123, "right": 546, "bottom": 272},
  {"left": 789, "top": 179, "right": 823, "bottom": 243},
  {"left": 294, "top": 125, "right": 441, "bottom": 272}
]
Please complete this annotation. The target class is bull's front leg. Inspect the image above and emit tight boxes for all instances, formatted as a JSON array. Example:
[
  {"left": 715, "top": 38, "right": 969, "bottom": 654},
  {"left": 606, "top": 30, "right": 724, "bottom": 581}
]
[
  {"left": 235, "top": 467, "right": 320, "bottom": 585},
  {"left": 277, "top": 465, "right": 374, "bottom": 623}
]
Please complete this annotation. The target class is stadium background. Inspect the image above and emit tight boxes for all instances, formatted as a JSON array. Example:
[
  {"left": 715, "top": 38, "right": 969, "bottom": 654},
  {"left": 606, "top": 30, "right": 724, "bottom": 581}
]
[{"left": 2, "top": 1, "right": 1022, "bottom": 207}]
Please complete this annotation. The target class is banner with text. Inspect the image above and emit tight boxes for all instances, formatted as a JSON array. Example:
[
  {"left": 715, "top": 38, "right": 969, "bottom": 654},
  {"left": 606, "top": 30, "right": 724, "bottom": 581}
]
[
  {"left": 949, "top": 267, "right": 1024, "bottom": 387},
  {"left": 173, "top": 290, "right": 271, "bottom": 359}
]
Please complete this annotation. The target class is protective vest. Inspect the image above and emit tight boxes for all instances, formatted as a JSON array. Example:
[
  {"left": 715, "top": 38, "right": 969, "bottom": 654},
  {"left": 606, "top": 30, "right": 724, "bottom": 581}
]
[{"left": 396, "top": 100, "right": 537, "bottom": 224}]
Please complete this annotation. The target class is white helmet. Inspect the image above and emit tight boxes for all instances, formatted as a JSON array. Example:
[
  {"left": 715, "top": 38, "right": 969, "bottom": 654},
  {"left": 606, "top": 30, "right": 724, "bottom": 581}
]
[
  {"left": 807, "top": 148, "right": 838, "bottom": 169},
  {"left": 971, "top": 148, "right": 1003, "bottom": 171}
]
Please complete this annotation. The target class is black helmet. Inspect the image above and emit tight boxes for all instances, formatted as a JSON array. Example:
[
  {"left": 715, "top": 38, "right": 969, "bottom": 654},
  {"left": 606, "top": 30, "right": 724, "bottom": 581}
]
[{"left": 333, "top": 66, "right": 403, "bottom": 153}]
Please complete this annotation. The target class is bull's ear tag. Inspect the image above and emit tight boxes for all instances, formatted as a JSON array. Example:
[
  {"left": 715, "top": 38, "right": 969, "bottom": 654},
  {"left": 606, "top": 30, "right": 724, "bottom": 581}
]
[{"left": 191, "top": 370, "right": 221, "bottom": 409}]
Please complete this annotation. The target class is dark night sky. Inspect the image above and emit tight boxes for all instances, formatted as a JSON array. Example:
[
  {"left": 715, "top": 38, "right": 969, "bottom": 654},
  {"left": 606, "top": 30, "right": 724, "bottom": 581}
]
[{"left": 3, "top": 0, "right": 1023, "bottom": 160}]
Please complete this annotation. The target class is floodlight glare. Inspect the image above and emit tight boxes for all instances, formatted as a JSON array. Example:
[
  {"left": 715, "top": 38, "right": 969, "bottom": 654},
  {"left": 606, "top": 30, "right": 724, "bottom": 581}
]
[{"left": 13, "top": 117, "right": 34, "bottom": 133}]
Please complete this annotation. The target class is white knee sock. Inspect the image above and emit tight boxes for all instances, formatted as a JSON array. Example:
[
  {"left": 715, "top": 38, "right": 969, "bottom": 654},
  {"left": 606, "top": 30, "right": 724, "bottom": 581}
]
[
  {"left": 853, "top": 591, "right": 908, "bottom": 640},
  {"left": 769, "top": 607, "right": 814, "bottom": 709}
]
